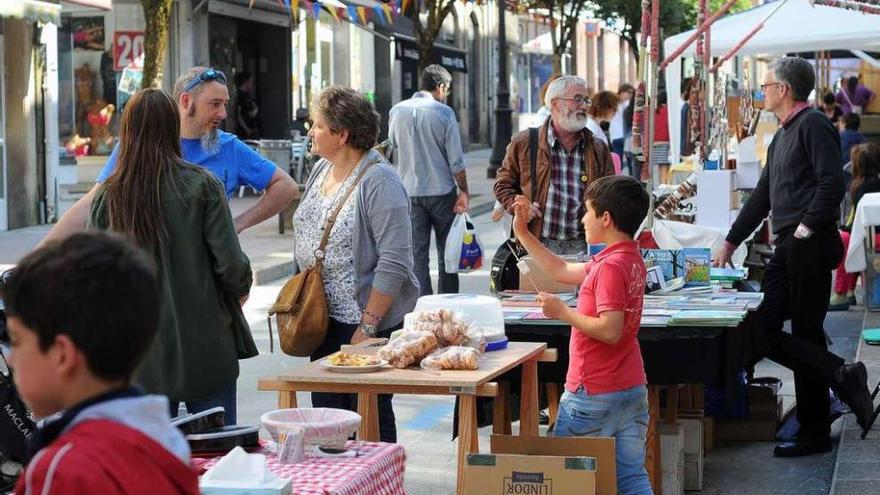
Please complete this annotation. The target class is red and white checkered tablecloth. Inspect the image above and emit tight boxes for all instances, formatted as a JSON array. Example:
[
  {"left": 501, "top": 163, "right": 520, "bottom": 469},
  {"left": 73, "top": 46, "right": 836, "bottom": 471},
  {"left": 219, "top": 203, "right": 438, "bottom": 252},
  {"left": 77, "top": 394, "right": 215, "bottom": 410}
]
[{"left": 195, "top": 441, "right": 406, "bottom": 495}]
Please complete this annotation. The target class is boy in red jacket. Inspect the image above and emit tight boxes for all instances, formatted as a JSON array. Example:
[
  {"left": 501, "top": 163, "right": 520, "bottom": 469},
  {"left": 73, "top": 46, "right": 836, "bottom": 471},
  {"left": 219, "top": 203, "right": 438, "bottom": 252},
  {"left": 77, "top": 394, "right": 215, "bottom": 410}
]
[
  {"left": 512, "top": 175, "right": 652, "bottom": 495},
  {"left": 2, "top": 232, "right": 199, "bottom": 495}
]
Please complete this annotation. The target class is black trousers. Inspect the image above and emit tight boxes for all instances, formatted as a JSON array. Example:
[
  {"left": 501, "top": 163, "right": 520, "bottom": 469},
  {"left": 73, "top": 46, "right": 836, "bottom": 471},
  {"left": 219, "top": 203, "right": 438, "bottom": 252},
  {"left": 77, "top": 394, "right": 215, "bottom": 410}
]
[
  {"left": 310, "top": 318, "right": 397, "bottom": 443},
  {"left": 753, "top": 224, "right": 845, "bottom": 439}
]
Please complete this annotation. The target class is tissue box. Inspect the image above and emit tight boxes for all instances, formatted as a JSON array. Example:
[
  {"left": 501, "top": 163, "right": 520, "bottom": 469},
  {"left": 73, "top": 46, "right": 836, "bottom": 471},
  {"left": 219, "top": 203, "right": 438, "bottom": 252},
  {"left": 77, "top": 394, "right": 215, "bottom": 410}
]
[{"left": 200, "top": 478, "right": 292, "bottom": 495}]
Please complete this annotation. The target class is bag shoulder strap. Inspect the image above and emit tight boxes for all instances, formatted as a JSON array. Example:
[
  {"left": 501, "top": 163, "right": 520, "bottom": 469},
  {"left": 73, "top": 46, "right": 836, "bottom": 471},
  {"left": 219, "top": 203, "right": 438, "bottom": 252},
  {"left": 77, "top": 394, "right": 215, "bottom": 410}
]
[
  {"left": 317, "top": 158, "right": 380, "bottom": 256},
  {"left": 529, "top": 127, "right": 538, "bottom": 200}
]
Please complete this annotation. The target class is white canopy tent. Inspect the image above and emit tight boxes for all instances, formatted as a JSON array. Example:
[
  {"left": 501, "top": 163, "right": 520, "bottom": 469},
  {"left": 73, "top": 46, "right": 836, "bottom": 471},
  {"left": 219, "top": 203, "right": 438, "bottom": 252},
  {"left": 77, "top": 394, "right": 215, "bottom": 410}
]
[{"left": 663, "top": 0, "right": 880, "bottom": 164}]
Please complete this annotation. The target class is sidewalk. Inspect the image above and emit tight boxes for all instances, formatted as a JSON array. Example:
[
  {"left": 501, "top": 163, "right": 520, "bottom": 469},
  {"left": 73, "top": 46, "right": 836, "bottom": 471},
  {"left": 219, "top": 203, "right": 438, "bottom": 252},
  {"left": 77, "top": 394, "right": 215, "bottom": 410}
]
[
  {"left": 830, "top": 309, "right": 880, "bottom": 494},
  {"left": 0, "top": 148, "right": 498, "bottom": 284}
]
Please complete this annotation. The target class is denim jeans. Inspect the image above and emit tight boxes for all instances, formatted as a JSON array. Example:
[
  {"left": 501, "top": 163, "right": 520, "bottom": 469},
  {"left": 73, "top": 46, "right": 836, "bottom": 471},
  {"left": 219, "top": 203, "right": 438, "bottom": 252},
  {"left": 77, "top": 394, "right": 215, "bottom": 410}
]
[
  {"left": 169, "top": 381, "right": 238, "bottom": 425},
  {"left": 411, "top": 190, "right": 459, "bottom": 296},
  {"left": 539, "top": 237, "right": 588, "bottom": 256},
  {"left": 553, "top": 385, "right": 652, "bottom": 495}
]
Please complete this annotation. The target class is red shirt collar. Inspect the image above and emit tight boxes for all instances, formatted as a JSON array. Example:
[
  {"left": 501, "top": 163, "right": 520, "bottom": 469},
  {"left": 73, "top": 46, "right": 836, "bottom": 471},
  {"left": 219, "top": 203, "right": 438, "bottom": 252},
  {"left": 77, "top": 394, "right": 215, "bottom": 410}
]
[
  {"left": 592, "top": 240, "right": 640, "bottom": 263},
  {"left": 780, "top": 102, "right": 810, "bottom": 127}
]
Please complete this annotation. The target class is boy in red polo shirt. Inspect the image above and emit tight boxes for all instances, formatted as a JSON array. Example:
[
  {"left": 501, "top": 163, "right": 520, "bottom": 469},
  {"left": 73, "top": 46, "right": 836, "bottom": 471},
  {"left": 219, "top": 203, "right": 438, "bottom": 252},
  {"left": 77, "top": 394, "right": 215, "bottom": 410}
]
[{"left": 512, "top": 175, "right": 652, "bottom": 495}]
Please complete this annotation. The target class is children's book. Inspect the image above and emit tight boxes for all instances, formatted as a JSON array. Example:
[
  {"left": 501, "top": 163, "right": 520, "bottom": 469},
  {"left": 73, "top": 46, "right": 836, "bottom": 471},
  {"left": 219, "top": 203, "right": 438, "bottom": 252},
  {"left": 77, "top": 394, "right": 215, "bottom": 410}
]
[{"left": 682, "top": 248, "right": 711, "bottom": 286}]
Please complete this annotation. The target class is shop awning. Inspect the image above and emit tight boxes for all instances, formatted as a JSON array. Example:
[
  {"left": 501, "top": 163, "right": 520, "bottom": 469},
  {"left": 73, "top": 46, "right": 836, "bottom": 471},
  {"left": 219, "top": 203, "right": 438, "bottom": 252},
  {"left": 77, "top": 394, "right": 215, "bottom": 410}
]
[
  {"left": 1, "top": 0, "right": 62, "bottom": 24},
  {"left": 376, "top": 15, "right": 468, "bottom": 73},
  {"left": 61, "top": 0, "right": 112, "bottom": 10}
]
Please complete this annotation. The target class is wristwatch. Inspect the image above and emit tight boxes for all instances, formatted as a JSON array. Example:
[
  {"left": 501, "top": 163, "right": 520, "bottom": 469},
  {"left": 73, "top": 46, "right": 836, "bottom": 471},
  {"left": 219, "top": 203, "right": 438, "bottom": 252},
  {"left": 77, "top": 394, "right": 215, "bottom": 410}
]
[
  {"left": 358, "top": 321, "right": 378, "bottom": 338},
  {"left": 794, "top": 223, "right": 813, "bottom": 240}
]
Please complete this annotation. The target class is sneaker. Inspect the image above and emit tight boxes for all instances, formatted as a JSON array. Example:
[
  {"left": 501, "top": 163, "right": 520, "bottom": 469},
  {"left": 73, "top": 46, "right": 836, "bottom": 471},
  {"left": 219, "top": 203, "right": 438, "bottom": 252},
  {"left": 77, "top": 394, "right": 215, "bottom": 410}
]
[{"left": 829, "top": 293, "right": 850, "bottom": 311}]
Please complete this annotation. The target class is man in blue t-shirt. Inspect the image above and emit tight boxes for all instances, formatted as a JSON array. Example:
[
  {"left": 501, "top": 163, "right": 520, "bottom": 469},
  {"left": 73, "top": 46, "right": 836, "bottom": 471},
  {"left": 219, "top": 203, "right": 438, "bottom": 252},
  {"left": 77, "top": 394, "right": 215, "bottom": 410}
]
[
  {"left": 43, "top": 66, "right": 299, "bottom": 244},
  {"left": 40, "top": 67, "right": 299, "bottom": 423}
]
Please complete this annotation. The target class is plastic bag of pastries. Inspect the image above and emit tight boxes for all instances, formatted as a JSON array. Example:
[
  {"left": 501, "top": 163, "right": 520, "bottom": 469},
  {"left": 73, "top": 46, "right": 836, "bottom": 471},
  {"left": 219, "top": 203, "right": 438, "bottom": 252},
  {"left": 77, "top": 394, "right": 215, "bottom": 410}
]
[
  {"left": 420, "top": 346, "right": 482, "bottom": 371},
  {"left": 377, "top": 330, "right": 440, "bottom": 368},
  {"left": 408, "top": 309, "right": 469, "bottom": 346}
]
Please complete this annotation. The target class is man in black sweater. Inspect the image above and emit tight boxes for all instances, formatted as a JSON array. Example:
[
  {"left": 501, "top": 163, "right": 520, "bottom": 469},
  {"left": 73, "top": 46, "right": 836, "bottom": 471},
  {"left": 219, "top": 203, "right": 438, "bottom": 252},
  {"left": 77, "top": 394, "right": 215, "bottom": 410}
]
[{"left": 715, "top": 57, "right": 873, "bottom": 457}]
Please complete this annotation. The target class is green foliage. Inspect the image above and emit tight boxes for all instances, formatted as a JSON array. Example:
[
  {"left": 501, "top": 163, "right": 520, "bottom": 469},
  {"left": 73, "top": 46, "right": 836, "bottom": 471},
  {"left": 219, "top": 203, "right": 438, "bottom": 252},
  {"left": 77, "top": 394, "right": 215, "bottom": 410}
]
[{"left": 588, "top": 0, "right": 752, "bottom": 60}]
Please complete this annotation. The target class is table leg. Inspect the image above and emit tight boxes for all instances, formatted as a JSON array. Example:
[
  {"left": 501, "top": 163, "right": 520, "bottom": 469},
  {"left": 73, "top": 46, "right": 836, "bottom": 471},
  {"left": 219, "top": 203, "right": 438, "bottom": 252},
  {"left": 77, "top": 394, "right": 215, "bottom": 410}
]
[
  {"left": 665, "top": 385, "right": 679, "bottom": 424},
  {"left": 456, "top": 395, "right": 479, "bottom": 495},
  {"left": 493, "top": 381, "right": 511, "bottom": 435},
  {"left": 646, "top": 385, "right": 662, "bottom": 495},
  {"left": 546, "top": 382, "right": 561, "bottom": 427},
  {"left": 356, "top": 392, "right": 380, "bottom": 442},
  {"left": 519, "top": 359, "right": 539, "bottom": 437},
  {"left": 278, "top": 391, "right": 298, "bottom": 409}
]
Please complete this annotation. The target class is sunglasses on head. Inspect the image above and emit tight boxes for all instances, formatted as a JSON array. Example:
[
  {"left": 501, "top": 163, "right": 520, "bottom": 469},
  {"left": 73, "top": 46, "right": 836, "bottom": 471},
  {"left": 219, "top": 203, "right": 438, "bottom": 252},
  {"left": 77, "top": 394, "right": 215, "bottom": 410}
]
[{"left": 183, "top": 68, "right": 227, "bottom": 93}]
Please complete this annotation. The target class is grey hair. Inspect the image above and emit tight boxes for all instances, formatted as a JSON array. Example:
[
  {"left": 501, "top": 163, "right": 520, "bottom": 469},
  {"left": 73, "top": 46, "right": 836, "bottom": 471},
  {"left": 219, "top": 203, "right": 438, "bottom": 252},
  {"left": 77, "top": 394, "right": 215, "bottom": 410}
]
[
  {"left": 173, "top": 66, "right": 224, "bottom": 101},
  {"left": 420, "top": 64, "right": 452, "bottom": 92},
  {"left": 544, "top": 75, "right": 588, "bottom": 108},
  {"left": 769, "top": 57, "right": 815, "bottom": 102}
]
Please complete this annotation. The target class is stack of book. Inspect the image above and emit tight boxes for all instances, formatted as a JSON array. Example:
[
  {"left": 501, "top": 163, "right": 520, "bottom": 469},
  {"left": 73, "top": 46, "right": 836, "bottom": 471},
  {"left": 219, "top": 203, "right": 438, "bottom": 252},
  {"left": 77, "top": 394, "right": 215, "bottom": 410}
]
[
  {"left": 710, "top": 267, "right": 748, "bottom": 289},
  {"left": 667, "top": 310, "right": 745, "bottom": 327}
]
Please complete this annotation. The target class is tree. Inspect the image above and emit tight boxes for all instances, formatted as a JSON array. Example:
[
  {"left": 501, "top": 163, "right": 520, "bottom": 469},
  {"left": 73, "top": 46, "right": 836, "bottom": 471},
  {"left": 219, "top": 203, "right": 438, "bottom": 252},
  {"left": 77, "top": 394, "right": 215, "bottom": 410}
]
[
  {"left": 589, "top": 0, "right": 750, "bottom": 62},
  {"left": 405, "top": 0, "right": 459, "bottom": 74},
  {"left": 520, "top": 0, "right": 591, "bottom": 73},
  {"left": 140, "top": 0, "right": 173, "bottom": 89}
]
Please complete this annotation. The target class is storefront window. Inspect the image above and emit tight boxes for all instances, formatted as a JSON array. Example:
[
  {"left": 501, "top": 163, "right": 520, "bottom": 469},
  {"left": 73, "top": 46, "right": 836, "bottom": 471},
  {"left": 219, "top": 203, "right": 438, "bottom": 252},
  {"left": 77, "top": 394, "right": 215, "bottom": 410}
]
[{"left": 58, "top": 15, "right": 118, "bottom": 158}]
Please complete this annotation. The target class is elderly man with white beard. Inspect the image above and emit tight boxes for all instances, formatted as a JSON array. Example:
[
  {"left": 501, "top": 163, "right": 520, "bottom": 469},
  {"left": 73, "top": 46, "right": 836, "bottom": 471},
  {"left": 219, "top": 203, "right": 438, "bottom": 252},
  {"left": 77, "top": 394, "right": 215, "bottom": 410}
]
[
  {"left": 41, "top": 67, "right": 299, "bottom": 245},
  {"left": 495, "top": 75, "right": 615, "bottom": 255}
]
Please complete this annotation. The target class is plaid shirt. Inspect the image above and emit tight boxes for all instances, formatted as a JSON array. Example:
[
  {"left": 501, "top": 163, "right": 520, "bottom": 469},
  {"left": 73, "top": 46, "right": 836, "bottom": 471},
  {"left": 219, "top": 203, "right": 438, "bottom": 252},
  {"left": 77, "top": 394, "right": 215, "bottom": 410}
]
[{"left": 542, "top": 124, "right": 588, "bottom": 241}]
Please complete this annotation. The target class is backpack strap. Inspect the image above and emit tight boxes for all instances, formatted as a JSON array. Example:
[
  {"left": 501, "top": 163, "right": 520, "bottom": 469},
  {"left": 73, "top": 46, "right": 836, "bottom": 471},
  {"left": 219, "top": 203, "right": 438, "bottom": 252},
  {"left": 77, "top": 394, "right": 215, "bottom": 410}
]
[{"left": 529, "top": 127, "right": 538, "bottom": 201}]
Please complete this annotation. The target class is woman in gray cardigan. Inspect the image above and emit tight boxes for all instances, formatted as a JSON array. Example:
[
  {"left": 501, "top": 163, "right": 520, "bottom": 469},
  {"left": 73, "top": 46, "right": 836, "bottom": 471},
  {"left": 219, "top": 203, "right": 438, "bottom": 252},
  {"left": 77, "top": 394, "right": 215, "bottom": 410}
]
[{"left": 293, "top": 86, "right": 419, "bottom": 443}]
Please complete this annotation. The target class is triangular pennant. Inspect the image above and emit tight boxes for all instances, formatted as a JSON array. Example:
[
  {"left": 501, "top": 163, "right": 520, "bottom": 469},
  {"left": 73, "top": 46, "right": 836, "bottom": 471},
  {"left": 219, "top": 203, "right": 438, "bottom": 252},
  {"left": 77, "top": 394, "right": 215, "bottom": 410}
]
[
  {"left": 401, "top": 0, "right": 410, "bottom": 14},
  {"left": 347, "top": 5, "right": 359, "bottom": 21},
  {"left": 327, "top": 4, "right": 339, "bottom": 21},
  {"left": 381, "top": 3, "right": 393, "bottom": 22},
  {"left": 356, "top": 6, "right": 368, "bottom": 24},
  {"left": 373, "top": 5, "right": 384, "bottom": 24},
  {"left": 291, "top": 0, "right": 299, "bottom": 15},
  {"left": 312, "top": 0, "right": 322, "bottom": 19},
  {"left": 337, "top": 7, "right": 346, "bottom": 20}
]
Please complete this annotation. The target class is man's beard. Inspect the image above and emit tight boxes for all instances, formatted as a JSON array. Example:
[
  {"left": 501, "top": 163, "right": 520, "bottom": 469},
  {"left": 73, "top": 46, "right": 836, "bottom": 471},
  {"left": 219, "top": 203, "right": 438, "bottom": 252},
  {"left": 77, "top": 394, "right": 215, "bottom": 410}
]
[
  {"left": 556, "top": 112, "right": 587, "bottom": 133},
  {"left": 200, "top": 128, "right": 220, "bottom": 154}
]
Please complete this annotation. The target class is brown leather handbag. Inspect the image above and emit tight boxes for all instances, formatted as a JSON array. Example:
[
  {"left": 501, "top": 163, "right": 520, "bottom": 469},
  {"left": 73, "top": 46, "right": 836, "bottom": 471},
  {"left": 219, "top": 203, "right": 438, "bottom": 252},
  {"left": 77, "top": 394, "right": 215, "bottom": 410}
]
[{"left": 268, "top": 160, "right": 376, "bottom": 356}]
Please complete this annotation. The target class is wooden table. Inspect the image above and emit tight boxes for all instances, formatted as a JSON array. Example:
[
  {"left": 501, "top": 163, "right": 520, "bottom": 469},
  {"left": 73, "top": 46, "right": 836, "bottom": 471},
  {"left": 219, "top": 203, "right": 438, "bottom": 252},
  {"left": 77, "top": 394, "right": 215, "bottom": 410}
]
[{"left": 258, "top": 341, "right": 556, "bottom": 495}]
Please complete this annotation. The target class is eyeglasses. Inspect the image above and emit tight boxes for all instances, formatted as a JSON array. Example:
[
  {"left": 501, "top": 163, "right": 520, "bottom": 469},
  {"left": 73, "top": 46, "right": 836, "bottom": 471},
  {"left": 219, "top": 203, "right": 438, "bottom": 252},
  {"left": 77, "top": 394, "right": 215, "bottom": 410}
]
[
  {"left": 557, "top": 95, "right": 593, "bottom": 106},
  {"left": 183, "top": 68, "right": 227, "bottom": 93},
  {"left": 760, "top": 81, "right": 782, "bottom": 91}
]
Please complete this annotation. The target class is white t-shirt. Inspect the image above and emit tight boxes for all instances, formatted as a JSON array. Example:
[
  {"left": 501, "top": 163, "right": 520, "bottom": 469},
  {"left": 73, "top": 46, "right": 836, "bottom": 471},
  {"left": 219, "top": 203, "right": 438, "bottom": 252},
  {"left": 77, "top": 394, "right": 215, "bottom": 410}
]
[
  {"left": 586, "top": 117, "right": 608, "bottom": 145},
  {"left": 609, "top": 101, "right": 629, "bottom": 141}
]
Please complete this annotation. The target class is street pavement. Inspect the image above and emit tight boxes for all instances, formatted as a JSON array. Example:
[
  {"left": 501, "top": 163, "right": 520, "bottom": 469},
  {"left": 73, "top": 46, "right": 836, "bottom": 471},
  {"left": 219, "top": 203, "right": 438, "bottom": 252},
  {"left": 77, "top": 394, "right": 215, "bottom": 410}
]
[{"left": 0, "top": 147, "right": 873, "bottom": 494}]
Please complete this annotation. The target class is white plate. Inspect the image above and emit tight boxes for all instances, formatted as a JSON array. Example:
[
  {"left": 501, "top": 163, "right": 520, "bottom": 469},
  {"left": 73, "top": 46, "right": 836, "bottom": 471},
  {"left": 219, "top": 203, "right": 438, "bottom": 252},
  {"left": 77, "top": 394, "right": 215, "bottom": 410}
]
[{"left": 319, "top": 358, "right": 388, "bottom": 373}]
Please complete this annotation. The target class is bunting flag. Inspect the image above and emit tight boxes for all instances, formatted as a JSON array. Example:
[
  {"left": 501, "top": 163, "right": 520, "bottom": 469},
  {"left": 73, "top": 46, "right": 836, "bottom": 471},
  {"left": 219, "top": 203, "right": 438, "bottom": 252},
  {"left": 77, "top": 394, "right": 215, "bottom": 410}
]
[
  {"left": 380, "top": 3, "right": 393, "bottom": 23},
  {"left": 356, "top": 6, "right": 368, "bottom": 24},
  {"left": 401, "top": 0, "right": 410, "bottom": 14},
  {"left": 327, "top": 4, "right": 339, "bottom": 21},
  {"left": 348, "top": 5, "right": 359, "bottom": 21},
  {"left": 337, "top": 7, "right": 346, "bottom": 20},
  {"left": 389, "top": 0, "right": 398, "bottom": 14},
  {"left": 373, "top": 5, "right": 386, "bottom": 24},
  {"left": 312, "top": 0, "right": 322, "bottom": 19}
]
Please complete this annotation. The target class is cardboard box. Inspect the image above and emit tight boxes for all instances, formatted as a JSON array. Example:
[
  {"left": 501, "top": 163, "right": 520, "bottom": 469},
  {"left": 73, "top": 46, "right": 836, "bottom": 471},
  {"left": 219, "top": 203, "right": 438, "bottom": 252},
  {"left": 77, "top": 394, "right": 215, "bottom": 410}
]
[
  {"left": 491, "top": 435, "right": 616, "bottom": 495},
  {"left": 518, "top": 255, "right": 579, "bottom": 293},
  {"left": 462, "top": 453, "right": 596, "bottom": 495}
]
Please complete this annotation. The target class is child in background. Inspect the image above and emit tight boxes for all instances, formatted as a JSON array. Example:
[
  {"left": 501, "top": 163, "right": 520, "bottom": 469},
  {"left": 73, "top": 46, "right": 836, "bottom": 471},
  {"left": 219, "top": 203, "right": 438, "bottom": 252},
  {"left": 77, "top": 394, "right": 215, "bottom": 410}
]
[
  {"left": 2, "top": 232, "right": 198, "bottom": 495},
  {"left": 511, "top": 175, "right": 652, "bottom": 495},
  {"left": 832, "top": 143, "right": 880, "bottom": 311}
]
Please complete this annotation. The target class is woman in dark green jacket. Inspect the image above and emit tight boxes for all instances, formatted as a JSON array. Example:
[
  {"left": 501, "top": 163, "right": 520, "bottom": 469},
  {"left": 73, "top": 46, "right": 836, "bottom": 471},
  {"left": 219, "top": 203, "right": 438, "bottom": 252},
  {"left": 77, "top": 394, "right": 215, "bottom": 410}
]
[{"left": 89, "top": 88, "right": 254, "bottom": 423}]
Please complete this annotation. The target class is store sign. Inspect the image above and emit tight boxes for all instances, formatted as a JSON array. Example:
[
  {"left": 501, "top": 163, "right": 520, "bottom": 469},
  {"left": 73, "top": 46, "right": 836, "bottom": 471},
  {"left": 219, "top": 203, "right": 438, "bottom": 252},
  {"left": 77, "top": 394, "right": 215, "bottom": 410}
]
[
  {"left": 394, "top": 39, "right": 468, "bottom": 73},
  {"left": 113, "top": 31, "right": 144, "bottom": 71}
]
